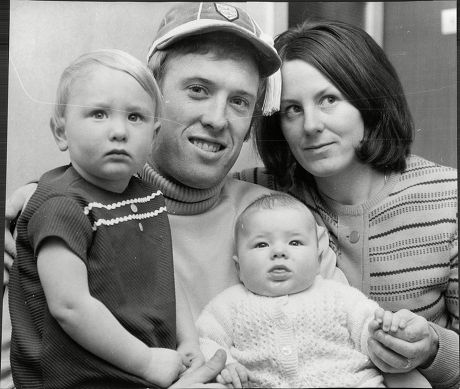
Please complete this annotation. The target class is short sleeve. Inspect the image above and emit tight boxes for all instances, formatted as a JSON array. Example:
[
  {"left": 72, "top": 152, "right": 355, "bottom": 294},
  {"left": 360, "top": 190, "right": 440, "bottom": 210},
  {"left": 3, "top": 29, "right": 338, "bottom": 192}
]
[{"left": 27, "top": 196, "right": 93, "bottom": 263}]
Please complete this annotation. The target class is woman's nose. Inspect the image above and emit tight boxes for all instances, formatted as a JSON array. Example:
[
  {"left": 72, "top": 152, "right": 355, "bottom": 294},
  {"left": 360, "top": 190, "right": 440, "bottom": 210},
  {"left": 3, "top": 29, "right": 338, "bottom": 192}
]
[{"left": 303, "top": 107, "right": 324, "bottom": 134}]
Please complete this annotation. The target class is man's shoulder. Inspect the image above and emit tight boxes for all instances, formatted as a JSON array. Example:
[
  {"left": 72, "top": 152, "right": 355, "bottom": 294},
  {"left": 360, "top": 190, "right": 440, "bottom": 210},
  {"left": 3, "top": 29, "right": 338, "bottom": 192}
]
[{"left": 222, "top": 174, "right": 275, "bottom": 207}]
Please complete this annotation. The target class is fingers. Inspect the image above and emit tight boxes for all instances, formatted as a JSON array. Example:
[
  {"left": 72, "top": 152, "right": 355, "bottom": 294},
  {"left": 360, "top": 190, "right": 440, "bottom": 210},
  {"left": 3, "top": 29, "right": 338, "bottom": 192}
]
[
  {"left": 367, "top": 337, "right": 410, "bottom": 372},
  {"left": 171, "top": 349, "right": 227, "bottom": 388},
  {"left": 381, "top": 310, "right": 394, "bottom": 332},
  {"left": 5, "top": 183, "right": 37, "bottom": 219}
]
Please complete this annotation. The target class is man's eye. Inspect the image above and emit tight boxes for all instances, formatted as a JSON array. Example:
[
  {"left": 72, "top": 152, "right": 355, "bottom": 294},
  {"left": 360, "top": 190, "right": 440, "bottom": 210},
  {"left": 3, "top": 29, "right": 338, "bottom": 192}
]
[
  {"left": 188, "top": 85, "right": 207, "bottom": 95},
  {"left": 231, "top": 97, "right": 250, "bottom": 110}
]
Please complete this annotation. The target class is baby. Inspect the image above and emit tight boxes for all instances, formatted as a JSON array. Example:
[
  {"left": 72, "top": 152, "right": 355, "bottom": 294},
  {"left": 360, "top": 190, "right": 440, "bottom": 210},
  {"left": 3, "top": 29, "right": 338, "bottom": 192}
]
[
  {"left": 9, "top": 49, "right": 202, "bottom": 388},
  {"left": 196, "top": 193, "right": 419, "bottom": 388}
]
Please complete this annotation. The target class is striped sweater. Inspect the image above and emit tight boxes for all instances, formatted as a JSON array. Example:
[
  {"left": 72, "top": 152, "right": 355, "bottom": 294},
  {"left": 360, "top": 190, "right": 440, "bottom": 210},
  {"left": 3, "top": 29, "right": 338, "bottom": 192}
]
[{"left": 235, "top": 155, "right": 458, "bottom": 389}]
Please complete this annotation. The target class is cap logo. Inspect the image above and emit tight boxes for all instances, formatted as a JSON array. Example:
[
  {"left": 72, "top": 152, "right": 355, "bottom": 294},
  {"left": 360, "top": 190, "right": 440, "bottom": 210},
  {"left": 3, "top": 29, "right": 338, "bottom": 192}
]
[{"left": 214, "top": 3, "right": 238, "bottom": 21}]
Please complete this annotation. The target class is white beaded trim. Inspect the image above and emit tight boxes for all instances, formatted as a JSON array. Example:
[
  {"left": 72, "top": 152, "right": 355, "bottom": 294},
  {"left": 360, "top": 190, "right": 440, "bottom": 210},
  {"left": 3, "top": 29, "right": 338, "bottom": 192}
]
[
  {"left": 91, "top": 206, "right": 167, "bottom": 231},
  {"left": 83, "top": 190, "right": 162, "bottom": 215}
]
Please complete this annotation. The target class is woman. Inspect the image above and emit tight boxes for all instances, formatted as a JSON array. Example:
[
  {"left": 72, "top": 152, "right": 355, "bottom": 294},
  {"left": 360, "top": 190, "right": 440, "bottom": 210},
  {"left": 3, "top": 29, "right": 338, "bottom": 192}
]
[{"left": 236, "top": 19, "right": 458, "bottom": 388}]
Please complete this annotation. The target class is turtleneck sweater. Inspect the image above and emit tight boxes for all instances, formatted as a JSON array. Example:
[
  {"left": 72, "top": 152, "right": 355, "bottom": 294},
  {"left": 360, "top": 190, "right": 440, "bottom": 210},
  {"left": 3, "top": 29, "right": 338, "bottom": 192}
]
[
  {"left": 141, "top": 163, "right": 226, "bottom": 216},
  {"left": 140, "top": 163, "right": 343, "bottom": 320}
]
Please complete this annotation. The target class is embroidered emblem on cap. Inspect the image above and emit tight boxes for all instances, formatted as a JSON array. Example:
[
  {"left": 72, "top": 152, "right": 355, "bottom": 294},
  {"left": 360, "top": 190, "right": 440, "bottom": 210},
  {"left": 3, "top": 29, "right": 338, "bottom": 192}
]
[{"left": 214, "top": 3, "right": 238, "bottom": 21}]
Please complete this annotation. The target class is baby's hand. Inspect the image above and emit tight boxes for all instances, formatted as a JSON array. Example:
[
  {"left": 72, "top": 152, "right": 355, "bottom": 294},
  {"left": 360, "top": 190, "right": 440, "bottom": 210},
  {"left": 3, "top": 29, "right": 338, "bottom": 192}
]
[
  {"left": 370, "top": 307, "right": 407, "bottom": 334},
  {"left": 142, "top": 347, "right": 187, "bottom": 387},
  {"left": 216, "top": 362, "right": 250, "bottom": 388}
]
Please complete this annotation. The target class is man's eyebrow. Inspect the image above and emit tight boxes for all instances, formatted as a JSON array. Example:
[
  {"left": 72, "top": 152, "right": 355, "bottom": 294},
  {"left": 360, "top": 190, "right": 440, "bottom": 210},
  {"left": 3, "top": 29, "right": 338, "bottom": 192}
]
[{"left": 182, "top": 77, "right": 257, "bottom": 100}]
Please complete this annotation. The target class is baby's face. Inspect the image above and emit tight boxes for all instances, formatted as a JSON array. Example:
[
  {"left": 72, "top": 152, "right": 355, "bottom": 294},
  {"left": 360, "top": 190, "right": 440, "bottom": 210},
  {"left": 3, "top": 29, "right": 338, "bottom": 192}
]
[
  {"left": 234, "top": 206, "right": 319, "bottom": 297},
  {"left": 59, "top": 65, "right": 158, "bottom": 192}
]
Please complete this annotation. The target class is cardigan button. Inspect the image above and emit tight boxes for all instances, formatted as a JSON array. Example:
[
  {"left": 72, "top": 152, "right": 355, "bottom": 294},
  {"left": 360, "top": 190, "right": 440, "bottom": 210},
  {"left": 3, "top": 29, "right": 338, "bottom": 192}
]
[
  {"left": 349, "top": 231, "right": 360, "bottom": 243},
  {"left": 131, "top": 204, "right": 138, "bottom": 213},
  {"left": 138, "top": 222, "right": 144, "bottom": 232},
  {"left": 280, "top": 346, "right": 292, "bottom": 356}
]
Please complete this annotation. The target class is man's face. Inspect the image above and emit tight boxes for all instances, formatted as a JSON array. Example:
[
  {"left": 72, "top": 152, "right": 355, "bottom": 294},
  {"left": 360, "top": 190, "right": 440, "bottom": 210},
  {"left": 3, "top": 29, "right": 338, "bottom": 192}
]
[{"left": 151, "top": 52, "right": 260, "bottom": 189}]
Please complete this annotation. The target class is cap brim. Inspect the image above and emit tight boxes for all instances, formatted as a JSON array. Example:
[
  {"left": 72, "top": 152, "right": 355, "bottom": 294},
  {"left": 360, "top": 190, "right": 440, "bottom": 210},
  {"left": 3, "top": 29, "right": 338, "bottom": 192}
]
[{"left": 149, "top": 19, "right": 281, "bottom": 78}]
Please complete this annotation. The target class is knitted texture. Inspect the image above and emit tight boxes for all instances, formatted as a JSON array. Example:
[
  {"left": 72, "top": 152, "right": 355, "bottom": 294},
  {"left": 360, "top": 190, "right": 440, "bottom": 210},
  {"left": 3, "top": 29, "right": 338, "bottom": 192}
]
[
  {"left": 236, "top": 155, "right": 459, "bottom": 389},
  {"left": 197, "top": 277, "right": 383, "bottom": 388},
  {"left": 9, "top": 165, "right": 175, "bottom": 388}
]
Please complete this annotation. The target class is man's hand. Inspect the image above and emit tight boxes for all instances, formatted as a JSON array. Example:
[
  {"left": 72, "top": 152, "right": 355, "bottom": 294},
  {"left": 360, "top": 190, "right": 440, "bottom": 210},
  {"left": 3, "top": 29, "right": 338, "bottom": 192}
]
[
  {"left": 368, "top": 309, "right": 439, "bottom": 373},
  {"left": 4, "top": 183, "right": 37, "bottom": 288},
  {"left": 170, "top": 349, "right": 227, "bottom": 388}
]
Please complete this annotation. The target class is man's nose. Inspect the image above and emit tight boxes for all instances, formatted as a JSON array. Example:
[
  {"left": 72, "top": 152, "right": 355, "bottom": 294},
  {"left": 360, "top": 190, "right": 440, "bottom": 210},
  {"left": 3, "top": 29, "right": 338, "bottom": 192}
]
[{"left": 201, "top": 97, "right": 228, "bottom": 132}]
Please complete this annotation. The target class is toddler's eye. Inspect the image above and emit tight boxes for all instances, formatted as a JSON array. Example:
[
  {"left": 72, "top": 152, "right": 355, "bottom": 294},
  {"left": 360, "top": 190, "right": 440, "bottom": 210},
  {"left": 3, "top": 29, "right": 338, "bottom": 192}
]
[
  {"left": 91, "top": 110, "right": 107, "bottom": 119},
  {"left": 128, "top": 113, "right": 143, "bottom": 122}
]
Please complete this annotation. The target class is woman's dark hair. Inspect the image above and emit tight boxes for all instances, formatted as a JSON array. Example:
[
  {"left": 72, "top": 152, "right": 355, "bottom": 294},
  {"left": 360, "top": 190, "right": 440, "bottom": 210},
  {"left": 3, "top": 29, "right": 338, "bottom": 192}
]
[{"left": 257, "top": 19, "right": 414, "bottom": 185}]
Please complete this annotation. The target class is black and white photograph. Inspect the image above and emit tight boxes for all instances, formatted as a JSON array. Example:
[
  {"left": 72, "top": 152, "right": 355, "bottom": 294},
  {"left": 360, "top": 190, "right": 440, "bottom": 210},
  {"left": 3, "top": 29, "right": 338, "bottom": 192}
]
[{"left": 2, "top": 2, "right": 457, "bottom": 388}]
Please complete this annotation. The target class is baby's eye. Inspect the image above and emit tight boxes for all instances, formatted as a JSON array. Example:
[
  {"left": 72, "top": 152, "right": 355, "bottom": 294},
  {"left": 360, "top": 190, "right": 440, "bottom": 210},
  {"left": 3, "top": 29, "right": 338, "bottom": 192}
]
[
  {"left": 289, "top": 240, "right": 303, "bottom": 246},
  {"left": 255, "top": 242, "right": 268, "bottom": 248}
]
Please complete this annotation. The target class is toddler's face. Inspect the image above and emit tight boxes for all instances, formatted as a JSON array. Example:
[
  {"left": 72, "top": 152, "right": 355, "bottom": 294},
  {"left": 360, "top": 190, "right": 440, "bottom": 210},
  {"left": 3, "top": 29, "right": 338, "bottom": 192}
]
[
  {"left": 234, "top": 206, "right": 319, "bottom": 297},
  {"left": 56, "top": 65, "right": 158, "bottom": 192}
]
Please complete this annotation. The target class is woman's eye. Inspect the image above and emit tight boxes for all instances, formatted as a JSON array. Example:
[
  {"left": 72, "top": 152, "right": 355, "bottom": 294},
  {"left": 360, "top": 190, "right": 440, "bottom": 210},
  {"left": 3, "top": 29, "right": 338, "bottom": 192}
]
[
  {"left": 320, "top": 95, "right": 337, "bottom": 107},
  {"left": 91, "top": 110, "right": 107, "bottom": 119},
  {"left": 282, "top": 105, "right": 302, "bottom": 118}
]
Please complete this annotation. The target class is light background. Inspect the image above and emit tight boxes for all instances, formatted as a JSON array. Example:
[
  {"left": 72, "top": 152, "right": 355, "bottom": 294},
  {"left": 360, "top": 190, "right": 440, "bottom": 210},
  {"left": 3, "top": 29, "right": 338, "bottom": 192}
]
[{"left": 6, "top": 1, "right": 457, "bottom": 198}]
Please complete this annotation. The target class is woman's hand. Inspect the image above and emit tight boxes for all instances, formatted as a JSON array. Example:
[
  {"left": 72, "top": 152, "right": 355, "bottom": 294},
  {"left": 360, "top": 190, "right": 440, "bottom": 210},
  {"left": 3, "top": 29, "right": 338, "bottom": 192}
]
[{"left": 367, "top": 309, "right": 439, "bottom": 372}]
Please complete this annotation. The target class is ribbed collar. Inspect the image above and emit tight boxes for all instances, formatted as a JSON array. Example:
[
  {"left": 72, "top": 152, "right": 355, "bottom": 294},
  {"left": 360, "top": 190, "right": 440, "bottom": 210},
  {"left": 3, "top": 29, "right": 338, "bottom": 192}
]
[{"left": 140, "top": 163, "right": 226, "bottom": 215}]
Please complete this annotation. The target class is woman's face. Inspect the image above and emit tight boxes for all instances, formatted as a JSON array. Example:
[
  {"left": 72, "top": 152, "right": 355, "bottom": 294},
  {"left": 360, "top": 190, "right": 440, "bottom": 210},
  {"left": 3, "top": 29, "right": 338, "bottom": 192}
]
[{"left": 280, "top": 60, "right": 365, "bottom": 179}]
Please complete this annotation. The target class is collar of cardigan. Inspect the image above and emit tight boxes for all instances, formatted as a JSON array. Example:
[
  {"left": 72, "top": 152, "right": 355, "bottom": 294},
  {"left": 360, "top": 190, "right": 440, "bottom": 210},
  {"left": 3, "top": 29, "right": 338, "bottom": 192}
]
[{"left": 140, "top": 163, "right": 225, "bottom": 215}]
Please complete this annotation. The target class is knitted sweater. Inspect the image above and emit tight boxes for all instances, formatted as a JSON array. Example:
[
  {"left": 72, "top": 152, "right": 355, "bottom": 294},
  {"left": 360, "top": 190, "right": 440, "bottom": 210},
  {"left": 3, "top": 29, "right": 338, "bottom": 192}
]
[
  {"left": 235, "top": 155, "right": 459, "bottom": 389},
  {"left": 196, "top": 277, "right": 384, "bottom": 388}
]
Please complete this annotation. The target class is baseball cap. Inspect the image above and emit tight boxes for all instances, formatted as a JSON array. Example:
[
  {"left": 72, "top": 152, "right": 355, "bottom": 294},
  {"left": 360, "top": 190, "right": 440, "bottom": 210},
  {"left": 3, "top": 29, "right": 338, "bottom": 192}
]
[{"left": 147, "top": 2, "right": 281, "bottom": 115}]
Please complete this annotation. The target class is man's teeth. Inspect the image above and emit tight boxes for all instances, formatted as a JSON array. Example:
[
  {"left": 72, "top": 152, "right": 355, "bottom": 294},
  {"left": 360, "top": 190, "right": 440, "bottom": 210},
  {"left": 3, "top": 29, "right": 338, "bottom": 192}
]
[{"left": 192, "top": 140, "right": 221, "bottom": 152}]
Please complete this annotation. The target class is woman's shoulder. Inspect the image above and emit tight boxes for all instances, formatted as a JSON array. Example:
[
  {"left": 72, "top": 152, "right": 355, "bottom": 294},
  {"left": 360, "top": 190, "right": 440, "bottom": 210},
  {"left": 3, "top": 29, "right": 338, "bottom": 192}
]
[{"left": 396, "top": 155, "right": 457, "bottom": 190}]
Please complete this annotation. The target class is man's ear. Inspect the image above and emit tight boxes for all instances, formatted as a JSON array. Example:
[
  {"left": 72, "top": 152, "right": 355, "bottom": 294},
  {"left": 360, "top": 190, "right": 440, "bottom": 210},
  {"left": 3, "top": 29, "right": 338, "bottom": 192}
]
[{"left": 50, "top": 118, "right": 68, "bottom": 152}]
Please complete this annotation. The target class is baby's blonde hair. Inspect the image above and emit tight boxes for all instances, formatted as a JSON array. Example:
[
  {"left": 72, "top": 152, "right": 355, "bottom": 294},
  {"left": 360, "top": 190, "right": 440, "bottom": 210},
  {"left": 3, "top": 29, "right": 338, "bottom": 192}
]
[{"left": 50, "top": 49, "right": 163, "bottom": 132}]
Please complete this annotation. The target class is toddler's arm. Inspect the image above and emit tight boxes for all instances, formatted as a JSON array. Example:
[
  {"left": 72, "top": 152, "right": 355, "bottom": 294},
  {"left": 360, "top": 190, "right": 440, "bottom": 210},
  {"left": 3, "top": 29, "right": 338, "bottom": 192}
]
[
  {"left": 38, "top": 238, "right": 186, "bottom": 387},
  {"left": 216, "top": 362, "right": 250, "bottom": 389},
  {"left": 175, "top": 280, "right": 205, "bottom": 376}
]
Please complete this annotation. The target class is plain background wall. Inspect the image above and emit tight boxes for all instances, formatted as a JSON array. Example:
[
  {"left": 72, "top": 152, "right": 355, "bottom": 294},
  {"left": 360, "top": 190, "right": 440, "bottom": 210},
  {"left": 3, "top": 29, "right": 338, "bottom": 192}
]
[{"left": 6, "top": 1, "right": 457, "bottom": 198}]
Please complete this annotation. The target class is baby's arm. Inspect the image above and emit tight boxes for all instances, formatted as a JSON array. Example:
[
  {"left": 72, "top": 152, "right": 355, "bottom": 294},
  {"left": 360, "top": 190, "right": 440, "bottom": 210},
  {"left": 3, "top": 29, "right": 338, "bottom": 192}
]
[
  {"left": 216, "top": 362, "right": 250, "bottom": 388},
  {"left": 175, "top": 279, "right": 205, "bottom": 375},
  {"left": 38, "top": 238, "right": 185, "bottom": 388}
]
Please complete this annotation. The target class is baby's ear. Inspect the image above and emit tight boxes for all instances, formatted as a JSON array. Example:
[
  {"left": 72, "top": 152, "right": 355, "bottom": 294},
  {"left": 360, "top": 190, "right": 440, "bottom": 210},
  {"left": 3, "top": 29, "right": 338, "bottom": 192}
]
[{"left": 50, "top": 117, "right": 68, "bottom": 152}]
